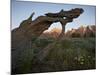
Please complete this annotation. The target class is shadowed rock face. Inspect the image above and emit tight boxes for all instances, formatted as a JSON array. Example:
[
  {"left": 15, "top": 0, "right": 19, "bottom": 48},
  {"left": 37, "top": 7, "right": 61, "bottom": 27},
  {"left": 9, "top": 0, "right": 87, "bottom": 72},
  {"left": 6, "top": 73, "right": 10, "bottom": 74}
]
[
  {"left": 45, "top": 8, "right": 84, "bottom": 19},
  {"left": 11, "top": 8, "right": 84, "bottom": 74}
]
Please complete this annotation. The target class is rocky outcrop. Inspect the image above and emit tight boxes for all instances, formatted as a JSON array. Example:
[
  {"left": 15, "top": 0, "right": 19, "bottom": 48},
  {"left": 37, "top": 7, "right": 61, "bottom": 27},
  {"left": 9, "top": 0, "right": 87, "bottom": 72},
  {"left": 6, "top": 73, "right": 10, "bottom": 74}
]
[
  {"left": 11, "top": 8, "right": 84, "bottom": 74},
  {"left": 66, "top": 25, "right": 96, "bottom": 37}
]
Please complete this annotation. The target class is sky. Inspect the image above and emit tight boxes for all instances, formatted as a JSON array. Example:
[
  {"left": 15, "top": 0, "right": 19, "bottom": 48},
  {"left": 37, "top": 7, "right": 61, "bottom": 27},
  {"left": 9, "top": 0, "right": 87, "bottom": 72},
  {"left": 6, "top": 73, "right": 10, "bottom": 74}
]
[{"left": 11, "top": 0, "right": 96, "bottom": 32}]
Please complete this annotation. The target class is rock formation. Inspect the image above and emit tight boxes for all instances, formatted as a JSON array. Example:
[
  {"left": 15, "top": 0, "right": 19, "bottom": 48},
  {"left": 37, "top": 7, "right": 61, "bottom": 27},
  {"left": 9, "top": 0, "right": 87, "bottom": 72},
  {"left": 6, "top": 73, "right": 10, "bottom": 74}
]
[
  {"left": 66, "top": 25, "right": 96, "bottom": 38},
  {"left": 11, "top": 8, "right": 84, "bottom": 74}
]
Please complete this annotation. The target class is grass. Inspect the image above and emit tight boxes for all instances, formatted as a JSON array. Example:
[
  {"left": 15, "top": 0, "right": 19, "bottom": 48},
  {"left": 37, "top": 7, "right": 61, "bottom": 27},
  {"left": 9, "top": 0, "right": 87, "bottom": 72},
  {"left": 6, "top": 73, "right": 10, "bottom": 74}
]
[
  {"left": 16, "top": 37, "right": 95, "bottom": 73},
  {"left": 31, "top": 37, "right": 96, "bottom": 72}
]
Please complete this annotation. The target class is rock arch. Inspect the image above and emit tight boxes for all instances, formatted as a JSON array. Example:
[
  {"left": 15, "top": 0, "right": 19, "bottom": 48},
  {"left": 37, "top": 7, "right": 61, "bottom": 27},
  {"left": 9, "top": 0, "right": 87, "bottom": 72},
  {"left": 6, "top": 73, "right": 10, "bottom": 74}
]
[{"left": 11, "top": 8, "right": 84, "bottom": 74}]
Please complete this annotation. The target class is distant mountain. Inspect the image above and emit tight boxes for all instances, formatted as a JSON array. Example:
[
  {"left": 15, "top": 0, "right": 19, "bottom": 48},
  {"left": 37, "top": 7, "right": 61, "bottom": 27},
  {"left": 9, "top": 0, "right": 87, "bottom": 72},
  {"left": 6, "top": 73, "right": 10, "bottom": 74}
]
[
  {"left": 65, "top": 25, "right": 96, "bottom": 38},
  {"left": 40, "top": 25, "right": 96, "bottom": 39}
]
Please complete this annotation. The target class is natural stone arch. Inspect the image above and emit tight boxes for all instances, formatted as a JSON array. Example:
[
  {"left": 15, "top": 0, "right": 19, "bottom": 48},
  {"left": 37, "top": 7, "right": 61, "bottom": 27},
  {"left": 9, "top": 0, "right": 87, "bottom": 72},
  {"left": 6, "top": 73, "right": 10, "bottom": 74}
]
[{"left": 11, "top": 8, "right": 84, "bottom": 74}]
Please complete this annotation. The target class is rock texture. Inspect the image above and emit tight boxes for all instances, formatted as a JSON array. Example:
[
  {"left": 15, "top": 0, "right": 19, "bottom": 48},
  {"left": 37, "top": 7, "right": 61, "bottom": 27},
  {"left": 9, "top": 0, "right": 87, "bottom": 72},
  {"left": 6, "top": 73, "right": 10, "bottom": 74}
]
[{"left": 11, "top": 8, "right": 84, "bottom": 74}]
